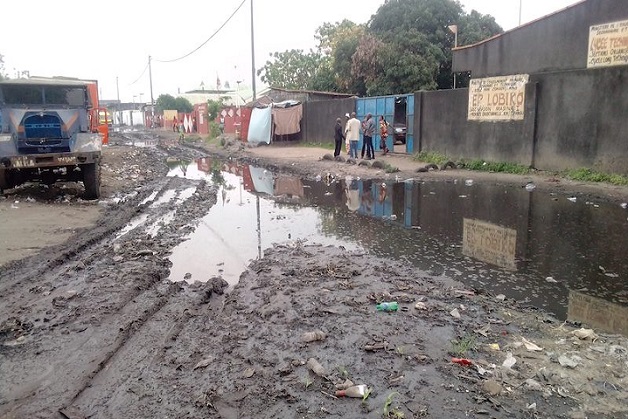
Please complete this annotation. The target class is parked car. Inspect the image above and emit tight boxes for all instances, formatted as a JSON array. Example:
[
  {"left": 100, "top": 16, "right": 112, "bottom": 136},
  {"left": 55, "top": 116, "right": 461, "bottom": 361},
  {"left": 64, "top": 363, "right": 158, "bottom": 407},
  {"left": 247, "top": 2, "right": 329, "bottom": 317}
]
[{"left": 393, "top": 123, "right": 406, "bottom": 144}]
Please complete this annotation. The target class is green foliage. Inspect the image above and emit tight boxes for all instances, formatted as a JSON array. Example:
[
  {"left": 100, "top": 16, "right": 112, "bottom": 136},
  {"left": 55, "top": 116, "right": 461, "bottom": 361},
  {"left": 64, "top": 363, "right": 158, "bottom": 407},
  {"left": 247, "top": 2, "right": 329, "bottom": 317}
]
[
  {"left": 155, "top": 94, "right": 193, "bottom": 113},
  {"left": 451, "top": 334, "right": 476, "bottom": 356},
  {"left": 260, "top": 0, "right": 502, "bottom": 95},
  {"left": 383, "top": 392, "right": 404, "bottom": 418},
  {"left": 566, "top": 168, "right": 628, "bottom": 186},
  {"left": 415, "top": 151, "right": 449, "bottom": 165},
  {"left": 462, "top": 159, "right": 530, "bottom": 174},
  {"left": 257, "top": 49, "right": 327, "bottom": 90},
  {"left": 208, "top": 121, "right": 221, "bottom": 139},
  {"left": 206, "top": 99, "right": 223, "bottom": 121}
]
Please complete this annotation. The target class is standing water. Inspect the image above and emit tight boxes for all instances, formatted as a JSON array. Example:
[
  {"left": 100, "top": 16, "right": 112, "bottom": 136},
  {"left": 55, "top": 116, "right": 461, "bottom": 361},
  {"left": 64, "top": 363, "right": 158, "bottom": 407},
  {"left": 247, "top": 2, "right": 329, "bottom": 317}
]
[{"left": 166, "top": 157, "right": 628, "bottom": 335}]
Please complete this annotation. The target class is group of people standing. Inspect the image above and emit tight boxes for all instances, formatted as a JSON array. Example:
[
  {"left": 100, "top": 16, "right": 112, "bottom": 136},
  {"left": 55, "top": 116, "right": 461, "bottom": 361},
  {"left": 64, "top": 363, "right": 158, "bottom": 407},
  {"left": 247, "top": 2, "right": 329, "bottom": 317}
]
[{"left": 334, "top": 112, "right": 390, "bottom": 159}]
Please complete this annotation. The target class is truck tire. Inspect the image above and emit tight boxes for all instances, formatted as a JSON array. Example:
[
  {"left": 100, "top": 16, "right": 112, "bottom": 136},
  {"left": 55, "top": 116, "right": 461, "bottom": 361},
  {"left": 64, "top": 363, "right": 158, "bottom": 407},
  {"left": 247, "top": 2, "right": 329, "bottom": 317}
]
[
  {"left": 0, "top": 169, "right": 7, "bottom": 192},
  {"left": 82, "top": 163, "right": 101, "bottom": 200}
]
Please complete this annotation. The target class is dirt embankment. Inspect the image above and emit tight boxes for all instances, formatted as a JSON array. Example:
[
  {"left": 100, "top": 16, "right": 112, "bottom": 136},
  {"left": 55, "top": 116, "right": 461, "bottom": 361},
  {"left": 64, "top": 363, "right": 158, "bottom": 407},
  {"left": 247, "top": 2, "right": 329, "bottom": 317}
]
[{"left": 0, "top": 130, "right": 626, "bottom": 419}]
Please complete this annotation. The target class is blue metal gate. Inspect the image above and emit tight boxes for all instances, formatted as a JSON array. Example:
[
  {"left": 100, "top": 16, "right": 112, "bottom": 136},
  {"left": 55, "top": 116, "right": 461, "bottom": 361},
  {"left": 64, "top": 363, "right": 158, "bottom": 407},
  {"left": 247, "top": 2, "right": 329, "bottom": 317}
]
[{"left": 356, "top": 94, "right": 414, "bottom": 155}]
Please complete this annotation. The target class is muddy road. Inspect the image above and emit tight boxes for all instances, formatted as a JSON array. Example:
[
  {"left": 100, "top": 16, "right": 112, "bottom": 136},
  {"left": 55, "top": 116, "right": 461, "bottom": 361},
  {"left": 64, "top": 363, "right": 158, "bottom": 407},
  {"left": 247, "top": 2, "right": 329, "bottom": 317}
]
[{"left": 0, "top": 130, "right": 626, "bottom": 418}]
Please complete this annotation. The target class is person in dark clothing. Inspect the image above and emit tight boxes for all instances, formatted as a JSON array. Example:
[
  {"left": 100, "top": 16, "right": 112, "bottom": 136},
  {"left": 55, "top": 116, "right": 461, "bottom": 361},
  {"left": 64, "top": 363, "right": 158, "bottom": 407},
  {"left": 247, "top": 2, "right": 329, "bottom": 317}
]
[
  {"left": 361, "top": 113, "right": 375, "bottom": 159},
  {"left": 334, "top": 117, "right": 345, "bottom": 157}
]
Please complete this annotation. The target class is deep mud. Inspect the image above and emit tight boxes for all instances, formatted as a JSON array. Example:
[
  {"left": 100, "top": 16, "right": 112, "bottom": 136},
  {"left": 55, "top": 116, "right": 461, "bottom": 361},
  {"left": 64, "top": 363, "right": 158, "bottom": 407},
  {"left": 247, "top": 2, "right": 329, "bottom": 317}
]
[{"left": 0, "top": 130, "right": 626, "bottom": 418}]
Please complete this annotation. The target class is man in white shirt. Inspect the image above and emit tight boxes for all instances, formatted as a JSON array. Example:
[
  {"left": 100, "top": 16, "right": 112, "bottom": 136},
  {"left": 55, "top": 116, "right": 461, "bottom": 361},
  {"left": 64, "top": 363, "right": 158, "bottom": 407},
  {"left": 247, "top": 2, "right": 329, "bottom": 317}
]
[{"left": 344, "top": 112, "right": 361, "bottom": 159}]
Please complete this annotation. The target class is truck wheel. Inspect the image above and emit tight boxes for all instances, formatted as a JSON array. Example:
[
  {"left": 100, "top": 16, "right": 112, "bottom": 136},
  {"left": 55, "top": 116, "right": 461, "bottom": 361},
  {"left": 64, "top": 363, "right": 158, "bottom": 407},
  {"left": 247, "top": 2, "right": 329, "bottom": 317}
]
[
  {"left": 83, "top": 163, "right": 101, "bottom": 200},
  {"left": 0, "top": 169, "right": 7, "bottom": 192}
]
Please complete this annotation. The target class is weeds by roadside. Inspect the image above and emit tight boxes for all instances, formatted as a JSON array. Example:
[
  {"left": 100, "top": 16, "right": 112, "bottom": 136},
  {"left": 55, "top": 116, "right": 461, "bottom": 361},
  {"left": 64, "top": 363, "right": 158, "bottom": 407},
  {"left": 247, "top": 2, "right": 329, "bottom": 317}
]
[
  {"left": 566, "top": 168, "right": 628, "bottom": 186},
  {"left": 303, "top": 141, "right": 335, "bottom": 150},
  {"left": 414, "top": 151, "right": 628, "bottom": 186},
  {"left": 451, "top": 334, "right": 476, "bottom": 356}
]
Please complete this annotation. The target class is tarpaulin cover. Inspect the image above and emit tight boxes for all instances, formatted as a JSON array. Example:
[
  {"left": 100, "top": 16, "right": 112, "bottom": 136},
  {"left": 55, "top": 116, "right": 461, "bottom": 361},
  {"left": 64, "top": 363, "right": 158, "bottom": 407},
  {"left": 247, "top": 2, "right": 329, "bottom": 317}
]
[
  {"left": 247, "top": 107, "right": 272, "bottom": 144},
  {"left": 272, "top": 104, "right": 303, "bottom": 135}
]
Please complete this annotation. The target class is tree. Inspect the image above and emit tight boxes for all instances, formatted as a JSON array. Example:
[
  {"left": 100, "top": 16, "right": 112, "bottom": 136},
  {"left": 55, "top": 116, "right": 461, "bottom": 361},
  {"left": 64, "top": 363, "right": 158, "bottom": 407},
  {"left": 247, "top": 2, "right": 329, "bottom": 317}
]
[
  {"left": 257, "top": 49, "right": 325, "bottom": 90},
  {"left": 155, "top": 94, "right": 193, "bottom": 113},
  {"left": 206, "top": 98, "right": 223, "bottom": 121},
  {"left": 367, "top": 0, "right": 502, "bottom": 90}
]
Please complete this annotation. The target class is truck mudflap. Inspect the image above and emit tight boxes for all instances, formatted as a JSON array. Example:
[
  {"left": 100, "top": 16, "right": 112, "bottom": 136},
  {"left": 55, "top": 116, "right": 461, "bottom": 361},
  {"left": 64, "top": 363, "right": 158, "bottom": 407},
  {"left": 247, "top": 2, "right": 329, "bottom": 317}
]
[{"left": 1, "top": 151, "right": 101, "bottom": 169}]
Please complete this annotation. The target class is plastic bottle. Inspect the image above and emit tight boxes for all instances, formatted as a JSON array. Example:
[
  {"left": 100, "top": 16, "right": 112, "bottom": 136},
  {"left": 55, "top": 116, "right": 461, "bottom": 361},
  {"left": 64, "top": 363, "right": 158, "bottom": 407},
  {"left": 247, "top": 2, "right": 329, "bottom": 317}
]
[
  {"left": 335, "top": 384, "right": 368, "bottom": 398},
  {"left": 376, "top": 301, "right": 399, "bottom": 312}
]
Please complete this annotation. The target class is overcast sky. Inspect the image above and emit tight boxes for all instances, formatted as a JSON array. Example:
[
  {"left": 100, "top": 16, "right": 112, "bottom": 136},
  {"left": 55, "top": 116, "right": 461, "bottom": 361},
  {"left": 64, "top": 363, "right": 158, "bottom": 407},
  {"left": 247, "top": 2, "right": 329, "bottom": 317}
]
[{"left": 0, "top": 0, "right": 581, "bottom": 102}]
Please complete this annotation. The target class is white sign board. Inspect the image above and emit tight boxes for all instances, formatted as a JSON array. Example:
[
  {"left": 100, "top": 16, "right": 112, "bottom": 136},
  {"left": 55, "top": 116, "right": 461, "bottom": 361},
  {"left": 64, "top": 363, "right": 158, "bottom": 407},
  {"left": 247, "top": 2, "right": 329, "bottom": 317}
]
[
  {"left": 587, "top": 19, "right": 628, "bottom": 68},
  {"left": 468, "top": 74, "right": 529, "bottom": 121}
]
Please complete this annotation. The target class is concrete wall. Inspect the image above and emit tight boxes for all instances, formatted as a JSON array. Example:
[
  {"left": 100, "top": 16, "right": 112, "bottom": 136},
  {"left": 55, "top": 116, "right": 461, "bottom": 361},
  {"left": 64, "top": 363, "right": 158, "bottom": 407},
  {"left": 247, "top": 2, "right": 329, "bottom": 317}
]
[
  {"left": 453, "top": 0, "right": 625, "bottom": 77},
  {"left": 303, "top": 98, "right": 356, "bottom": 143},
  {"left": 532, "top": 67, "right": 628, "bottom": 172},
  {"left": 414, "top": 85, "right": 537, "bottom": 166}
]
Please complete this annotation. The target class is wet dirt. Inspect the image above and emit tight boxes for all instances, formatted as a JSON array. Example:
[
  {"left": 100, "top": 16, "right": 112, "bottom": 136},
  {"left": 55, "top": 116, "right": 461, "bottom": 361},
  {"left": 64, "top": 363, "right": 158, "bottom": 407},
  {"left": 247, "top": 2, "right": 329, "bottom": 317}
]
[{"left": 0, "top": 130, "right": 626, "bottom": 418}]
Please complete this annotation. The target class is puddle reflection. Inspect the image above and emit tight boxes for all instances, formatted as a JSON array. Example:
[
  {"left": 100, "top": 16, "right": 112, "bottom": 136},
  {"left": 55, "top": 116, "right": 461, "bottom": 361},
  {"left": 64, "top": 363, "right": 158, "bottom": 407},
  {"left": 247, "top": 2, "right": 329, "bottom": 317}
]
[{"left": 166, "top": 157, "right": 627, "bottom": 333}]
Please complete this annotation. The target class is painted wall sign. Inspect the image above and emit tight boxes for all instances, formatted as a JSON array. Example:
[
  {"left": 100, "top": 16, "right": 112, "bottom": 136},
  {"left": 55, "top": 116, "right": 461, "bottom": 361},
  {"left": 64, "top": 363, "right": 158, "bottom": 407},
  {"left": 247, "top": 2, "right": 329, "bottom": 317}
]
[
  {"left": 587, "top": 19, "right": 628, "bottom": 68},
  {"left": 467, "top": 74, "right": 529, "bottom": 121},
  {"left": 462, "top": 218, "right": 517, "bottom": 270}
]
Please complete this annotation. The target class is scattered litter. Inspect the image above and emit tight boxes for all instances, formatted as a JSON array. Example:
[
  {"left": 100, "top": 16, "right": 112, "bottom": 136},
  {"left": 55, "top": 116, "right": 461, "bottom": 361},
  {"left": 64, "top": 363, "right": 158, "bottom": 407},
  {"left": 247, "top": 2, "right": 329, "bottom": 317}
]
[
  {"left": 495, "top": 294, "right": 506, "bottom": 302},
  {"left": 474, "top": 324, "right": 490, "bottom": 337},
  {"left": 525, "top": 379, "right": 543, "bottom": 391},
  {"left": 558, "top": 355, "right": 578, "bottom": 368},
  {"left": 525, "top": 182, "right": 536, "bottom": 191},
  {"left": 242, "top": 367, "right": 255, "bottom": 378},
  {"left": 502, "top": 352, "right": 517, "bottom": 369},
  {"left": 567, "top": 197, "right": 577, "bottom": 202},
  {"left": 301, "top": 330, "right": 327, "bottom": 343},
  {"left": 572, "top": 328, "right": 598, "bottom": 341},
  {"left": 465, "top": 179, "right": 474, "bottom": 186},
  {"left": 414, "top": 301, "right": 427, "bottom": 310},
  {"left": 545, "top": 276, "right": 558, "bottom": 283},
  {"left": 451, "top": 357, "right": 473, "bottom": 366},
  {"left": 335, "top": 379, "right": 354, "bottom": 390},
  {"left": 476, "top": 365, "right": 489, "bottom": 375},
  {"left": 522, "top": 337, "right": 543, "bottom": 352},
  {"left": 450, "top": 308, "right": 461, "bottom": 319},
  {"left": 527, "top": 402, "right": 537, "bottom": 411},
  {"left": 307, "top": 358, "right": 327, "bottom": 377},
  {"left": 193, "top": 357, "right": 215, "bottom": 370},
  {"left": 488, "top": 343, "right": 500, "bottom": 351},
  {"left": 335, "top": 384, "right": 368, "bottom": 398},
  {"left": 621, "top": 202, "right": 627, "bottom": 209}
]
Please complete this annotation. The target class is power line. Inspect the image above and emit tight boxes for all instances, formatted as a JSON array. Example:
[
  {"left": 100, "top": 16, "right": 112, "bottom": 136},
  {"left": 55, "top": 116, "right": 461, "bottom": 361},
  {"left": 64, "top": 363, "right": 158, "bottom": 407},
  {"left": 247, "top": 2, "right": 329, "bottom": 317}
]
[
  {"left": 129, "top": 62, "right": 149, "bottom": 85},
  {"left": 154, "top": 0, "right": 247, "bottom": 63}
]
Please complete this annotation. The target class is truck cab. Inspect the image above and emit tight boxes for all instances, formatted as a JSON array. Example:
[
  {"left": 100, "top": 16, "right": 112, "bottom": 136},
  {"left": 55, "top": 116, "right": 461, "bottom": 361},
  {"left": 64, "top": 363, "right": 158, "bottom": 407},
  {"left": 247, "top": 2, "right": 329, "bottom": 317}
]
[{"left": 0, "top": 78, "right": 105, "bottom": 199}]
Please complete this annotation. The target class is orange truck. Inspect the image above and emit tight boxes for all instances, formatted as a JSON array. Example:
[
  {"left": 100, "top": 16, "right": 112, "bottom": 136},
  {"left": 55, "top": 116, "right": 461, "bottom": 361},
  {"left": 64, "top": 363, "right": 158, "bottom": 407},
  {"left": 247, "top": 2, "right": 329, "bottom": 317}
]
[{"left": 0, "top": 77, "right": 109, "bottom": 199}]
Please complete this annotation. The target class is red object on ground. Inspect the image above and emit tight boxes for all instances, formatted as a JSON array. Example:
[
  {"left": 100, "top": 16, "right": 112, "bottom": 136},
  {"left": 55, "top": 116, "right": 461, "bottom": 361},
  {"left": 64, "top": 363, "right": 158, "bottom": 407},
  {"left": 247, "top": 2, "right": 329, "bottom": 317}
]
[{"left": 451, "top": 357, "right": 473, "bottom": 366}]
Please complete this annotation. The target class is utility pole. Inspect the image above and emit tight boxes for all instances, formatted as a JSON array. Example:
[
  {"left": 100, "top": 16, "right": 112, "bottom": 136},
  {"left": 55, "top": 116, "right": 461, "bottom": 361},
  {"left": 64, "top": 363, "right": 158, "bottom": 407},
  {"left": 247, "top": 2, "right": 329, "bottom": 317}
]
[
  {"left": 148, "top": 55, "right": 155, "bottom": 128},
  {"left": 519, "top": 0, "right": 523, "bottom": 26},
  {"left": 250, "top": 0, "right": 256, "bottom": 102},
  {"left": 448, "top": 25, "right": 458, "bottom": 89}
]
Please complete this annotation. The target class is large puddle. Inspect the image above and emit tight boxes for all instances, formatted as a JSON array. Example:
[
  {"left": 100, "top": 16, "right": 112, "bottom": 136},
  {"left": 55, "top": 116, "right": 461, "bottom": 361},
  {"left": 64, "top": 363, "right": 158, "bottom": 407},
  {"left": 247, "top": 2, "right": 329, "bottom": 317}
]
[{"left": 164, "top": 157, "right": 628, "bottom": 334}]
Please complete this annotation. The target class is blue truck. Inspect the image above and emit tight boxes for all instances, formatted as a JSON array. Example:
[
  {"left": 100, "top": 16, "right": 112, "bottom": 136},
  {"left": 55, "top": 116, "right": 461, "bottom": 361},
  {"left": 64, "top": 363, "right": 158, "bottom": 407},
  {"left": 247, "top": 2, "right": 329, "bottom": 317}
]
[{"left": 0, "top": 77, "right": 105, "bottom": 199}]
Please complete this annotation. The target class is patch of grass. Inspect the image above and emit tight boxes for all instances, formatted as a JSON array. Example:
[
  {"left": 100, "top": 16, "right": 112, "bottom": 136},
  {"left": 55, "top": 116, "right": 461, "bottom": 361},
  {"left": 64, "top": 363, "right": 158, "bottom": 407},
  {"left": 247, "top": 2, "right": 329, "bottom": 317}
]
[
  {"left": 451, "top": 334, "right": 477, "bottom": 356},
  {"left": 414, "top": 151, "right": 449, "bottom": 165},
  {"left": 384, "top": 163, "right": 400, "bottom": 173},
  {"left": 383, "top": 392, "right": 404, "bottom": 418},
  {"left": 303, "top": 141, "right": 335, "bottom": 150},
  {"left": 566, "top": 168, "right": 628, "bottom": 186},
  {"left": 461, "top": 159, "right": 530, "bottom": 175}
]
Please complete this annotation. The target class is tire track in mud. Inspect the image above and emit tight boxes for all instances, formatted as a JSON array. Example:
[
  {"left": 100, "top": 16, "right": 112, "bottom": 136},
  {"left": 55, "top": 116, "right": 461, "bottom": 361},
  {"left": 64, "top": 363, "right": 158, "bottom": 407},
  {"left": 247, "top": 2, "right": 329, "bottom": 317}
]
[{"left": 0, "top": 140, "right": 223, "bottom": 417}]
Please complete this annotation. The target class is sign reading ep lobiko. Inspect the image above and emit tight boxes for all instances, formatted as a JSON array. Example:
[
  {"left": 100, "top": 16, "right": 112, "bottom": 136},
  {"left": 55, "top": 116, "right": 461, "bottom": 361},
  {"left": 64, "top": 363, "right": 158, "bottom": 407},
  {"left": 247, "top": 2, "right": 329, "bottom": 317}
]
[{"left": 467, "top": 74, "right": 529, "bottom": 121}]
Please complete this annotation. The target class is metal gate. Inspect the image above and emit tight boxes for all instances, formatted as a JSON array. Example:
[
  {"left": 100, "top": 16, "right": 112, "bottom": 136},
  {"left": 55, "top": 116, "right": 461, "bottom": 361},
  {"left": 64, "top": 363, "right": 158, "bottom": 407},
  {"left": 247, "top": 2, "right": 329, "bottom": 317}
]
[{"left": 356, "top": 94, "right": 414, "bottom": 155}]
